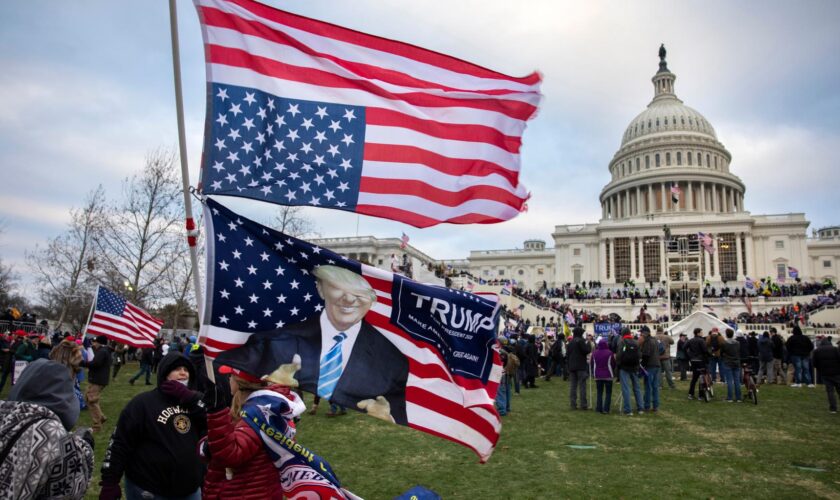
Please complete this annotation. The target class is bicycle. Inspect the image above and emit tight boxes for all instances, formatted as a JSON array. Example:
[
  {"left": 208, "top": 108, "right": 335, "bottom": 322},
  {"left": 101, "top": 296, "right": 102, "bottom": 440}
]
[
  {"left": 742, "top": 358, "right": 759, "bottom": 405},
  {"left": 697, "top": 365, "right": 714, "bottom": 402}
]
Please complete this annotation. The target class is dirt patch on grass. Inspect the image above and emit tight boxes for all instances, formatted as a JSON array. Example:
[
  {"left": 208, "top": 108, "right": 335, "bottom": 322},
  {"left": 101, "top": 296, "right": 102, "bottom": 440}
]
[
  {"left": 660, "top": 413, "right": 754, "bottom": 457},
  {"left": 772, "top": 476, "right": 840, "bottom": 500}
]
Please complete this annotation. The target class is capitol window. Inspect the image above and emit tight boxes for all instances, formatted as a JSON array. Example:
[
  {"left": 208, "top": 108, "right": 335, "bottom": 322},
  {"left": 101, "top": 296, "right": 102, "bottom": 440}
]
[
  {"left": 666, "top": 152, "right": 671, "bottom": 166},
  {"left": 677, "top": 152, "right": 682, "bottom": 165},
  {"left": 687, "top": 152, "right": 692, "bottom": 165},
  {"left": 655, "top": 154, "right": 661, "bottom": 167},
  {"left": 645, "top": 155, "right": 650, "bottom": 168},
  {"left": 697, "top": 152, "right": 702, "bottom": 166},
  {"left": 775, "top": 240, "right": 785, "bottom": 249},
  {"left": 498, "top": 269, "right": 505, "bottom": 276},
  {"left": 573, "top": 248, "right": 581, "bottom": 256},
  {"left": 636, "top": 158, "right": 640, "bottom": 171},
  {"left": 776, "top": 263, "right": 786, "bottom": 281},
  {"left": 825, "top": 260, "right": 832, "bottom": 268},
  {"left": 518, "top": 269, "right": 525, "bottom": 276},
  {"left": 706, "top": 154, "right": 711, "bottom": 168}
]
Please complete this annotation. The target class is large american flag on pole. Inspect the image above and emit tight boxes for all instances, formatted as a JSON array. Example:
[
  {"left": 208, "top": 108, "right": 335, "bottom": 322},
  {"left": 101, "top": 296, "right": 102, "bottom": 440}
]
[
  {"left": 85, "top": 286, "right": 163, "bottom": 348},
  {"left": 200, "top": 197, "right": 503, "bottom": 461},
  {"left": 194, "top": 0, "right": 541, "bottom": 228}
]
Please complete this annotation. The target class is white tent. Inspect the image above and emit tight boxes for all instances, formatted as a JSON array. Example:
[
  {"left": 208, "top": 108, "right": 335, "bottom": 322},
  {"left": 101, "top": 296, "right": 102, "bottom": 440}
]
[{"left": 667, "top": 311, "right": 731, "bottom": 337}]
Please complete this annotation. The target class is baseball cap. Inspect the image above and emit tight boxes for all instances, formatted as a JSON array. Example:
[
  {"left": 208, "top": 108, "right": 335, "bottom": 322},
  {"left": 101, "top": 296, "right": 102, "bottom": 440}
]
[{"left": 218, "top": 364, "right": 261, "bottom": 383}]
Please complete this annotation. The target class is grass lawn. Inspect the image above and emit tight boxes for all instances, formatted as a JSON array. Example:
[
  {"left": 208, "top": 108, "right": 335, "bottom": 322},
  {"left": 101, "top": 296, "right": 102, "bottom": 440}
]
[{"left": 4, "top": 363, "right": 840, "bottom": 499}]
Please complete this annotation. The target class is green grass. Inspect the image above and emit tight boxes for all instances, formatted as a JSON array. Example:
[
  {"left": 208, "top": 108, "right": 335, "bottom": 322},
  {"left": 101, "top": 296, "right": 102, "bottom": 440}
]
[{"left": 4, "top": 364, "right": 840, "bottom": 499}]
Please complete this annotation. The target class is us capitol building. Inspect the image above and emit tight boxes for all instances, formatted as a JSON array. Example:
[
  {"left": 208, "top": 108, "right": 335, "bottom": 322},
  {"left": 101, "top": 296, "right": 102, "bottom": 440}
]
[{"left": 315, "top": 48, "right": 840, "bottom": 296}]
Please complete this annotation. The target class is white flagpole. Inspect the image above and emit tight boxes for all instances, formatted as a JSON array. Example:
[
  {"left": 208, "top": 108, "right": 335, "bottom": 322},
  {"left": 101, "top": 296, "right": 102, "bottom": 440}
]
[
  {"left": 168, "top": 0, "right": 204, "bottom": 319},
  {"left": 169, "top": 0, "right": 215, "bottom": 383},
  {"left": 82, "top": 285, "right": 100, "bottom": 338}
]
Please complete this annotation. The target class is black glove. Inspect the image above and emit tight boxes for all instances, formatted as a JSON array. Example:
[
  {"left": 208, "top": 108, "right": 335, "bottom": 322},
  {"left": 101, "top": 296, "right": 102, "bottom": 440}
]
[
  {"left": 202, "top": 380, "right": 232, "bottom": 412},
  {"left": 99, "top": 482, "right": 121, "bottom": 500},
  {"left": 160, "top": 380, "right": 202, "bottom": 407}
]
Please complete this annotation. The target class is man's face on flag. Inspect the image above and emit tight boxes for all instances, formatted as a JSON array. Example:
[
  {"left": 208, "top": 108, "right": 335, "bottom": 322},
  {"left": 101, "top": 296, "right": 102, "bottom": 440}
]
[{"left": 315, "top": 267, "right": 376, "bottom": 332}]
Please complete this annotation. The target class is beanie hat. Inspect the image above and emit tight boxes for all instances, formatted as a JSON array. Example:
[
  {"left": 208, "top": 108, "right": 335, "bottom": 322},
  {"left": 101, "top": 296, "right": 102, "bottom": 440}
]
[{"left": 94, "top": 335, "right": 108, "bottom": 345}]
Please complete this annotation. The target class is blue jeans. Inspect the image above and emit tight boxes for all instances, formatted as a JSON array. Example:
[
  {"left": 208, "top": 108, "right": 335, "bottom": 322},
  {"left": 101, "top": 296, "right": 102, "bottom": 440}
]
[
  {"left": 644, "top": 367, "right": 661, "bottom": 410},
  {"left": 708, "top": 357, "right": 720, "bottom": 382},
  {"left": 721, "top": 364, "right": 742, "bottom": 401},
  {"left": 791, "top": 356, "right": 812, "bottom": 384},
  {"left": 595, "top": 380, "right": 612, "bottom": 413},
  {"left": 130, "top": 363, "right": 152, "bottom": 384},
  {"left": 496, "top": 374, "right": 511, "bottom": 415},
  {"left": 619, "top": 369, "right": 642, "bottom": 414},
  {"left": 125, "top": 477, "right": 200, "bottom": 500}
]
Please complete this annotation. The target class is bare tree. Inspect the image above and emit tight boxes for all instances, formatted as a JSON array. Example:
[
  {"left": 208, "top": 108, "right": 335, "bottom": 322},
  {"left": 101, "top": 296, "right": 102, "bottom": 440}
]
[
  {"left": 94, "top": 147, "right": 183, "bottom": 306},
  {"left": 270, "top": 205, "right": 319, "bottom": 238},
  {"left": 26, "top": 186, "right": 107, "bottom": 329}
]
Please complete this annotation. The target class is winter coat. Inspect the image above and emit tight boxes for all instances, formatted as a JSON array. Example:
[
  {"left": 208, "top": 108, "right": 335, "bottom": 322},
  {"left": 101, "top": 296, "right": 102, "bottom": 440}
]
[
  {"left": 656, "top": 333, "right": 674, "bottom": 361},
  {"left": 523, "top": 342, "right": 540, "bottom": 377},
  {"left": 639, "top": 334, "right": 661, "bottom": 368},
  {"left": 757, "top": 336, "right": 774, "bottom": 362},
  {"left": 100, "top": 352, "right": 206, "bottom": 497},
  {"left": 590, "top": 341, "right": 616, "bottom": 380},
  {"left": 685, "top": 336, "right": 709, "bottom": 363},
  {"left": 812, "top": 342, "right": 840, "bottom": 378},
  {"left": 720, "top": 339, "right": 741, "bottom": 368},
  {"left": 771, "top": 335, "right": 785, "bottom": 359},
  {"left": 786, "top": 331, "right": 814, "bottom": 358},
  {"left": 0, "top": 359, "right": 94, "bottom": 499},
  {"left": 202, "top": 390, "right": 291, "bottom": 499},
  {"left": 82, "top": 344, "right": 111, "bottom": 386},
  {"left": 566, "top": 335, "right": 591, "bottom": 372}
]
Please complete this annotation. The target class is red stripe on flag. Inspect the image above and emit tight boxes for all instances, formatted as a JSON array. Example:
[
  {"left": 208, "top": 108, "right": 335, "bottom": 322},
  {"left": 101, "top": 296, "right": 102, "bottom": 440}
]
[
  {"left": 362, "top": 144, "right": 518, "bottom": 185},
  {"left": 359, "top": 178, "right": 525, "bottom": 210},
  {"left": 355, "top": 204, "right": 506, "bottom": 228},
  {"left": 200, "top": 6, "right": 534, "bottom": 97},
  {"left": 221, "top": 0, "right": 541, "bottom": 86},
  {"left": 206, "top": 45, "right": 537, "bottom": 120},
  {"left": 406, "top": 386, "right": 499, "bottom": 443}
]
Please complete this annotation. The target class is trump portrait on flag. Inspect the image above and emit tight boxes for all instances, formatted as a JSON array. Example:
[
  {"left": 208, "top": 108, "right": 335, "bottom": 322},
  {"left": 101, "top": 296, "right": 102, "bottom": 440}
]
[{"left": 216, "top": 264, "right": 409, "bottom": 424}]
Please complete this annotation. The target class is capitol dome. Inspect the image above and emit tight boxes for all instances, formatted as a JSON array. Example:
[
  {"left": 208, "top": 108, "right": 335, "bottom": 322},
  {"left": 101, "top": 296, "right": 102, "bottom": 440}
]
[{"left": 599, "top": 45, "right": 745, "bottom": 220}]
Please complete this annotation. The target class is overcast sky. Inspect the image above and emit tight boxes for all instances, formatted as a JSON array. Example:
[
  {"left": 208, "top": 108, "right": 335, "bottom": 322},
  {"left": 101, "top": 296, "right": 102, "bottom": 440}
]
[{"left": 2, "top": 0, "right": 839, "bottom": 297}]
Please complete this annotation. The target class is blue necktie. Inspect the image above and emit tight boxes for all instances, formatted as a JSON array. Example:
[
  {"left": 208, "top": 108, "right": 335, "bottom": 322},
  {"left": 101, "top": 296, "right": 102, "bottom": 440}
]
[{"left": 317, "top": 332, "right": 347, "bottom": 399}]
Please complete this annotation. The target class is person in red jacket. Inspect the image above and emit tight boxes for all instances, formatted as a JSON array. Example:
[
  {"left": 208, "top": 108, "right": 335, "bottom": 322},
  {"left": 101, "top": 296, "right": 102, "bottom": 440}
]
[{"left": 201, "top": 365, "right": 296, "bottom": 500}]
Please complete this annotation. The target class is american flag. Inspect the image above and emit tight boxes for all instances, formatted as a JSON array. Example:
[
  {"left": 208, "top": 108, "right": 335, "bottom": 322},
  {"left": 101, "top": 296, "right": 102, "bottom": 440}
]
[
  {"left": 400, "top": 232, "right": 409, "bottom": 250},
  {"left": 85, "top": 286, "right": 163, "bottom": 348},
  {"left": 194, "top": 0, "right": 541, "bottom": 228},
  {"left": 200, "top": 197, "right": 503, "bottom": 461},
  {"left": 670, "top": 182, "right": 681, "bottom": 204},
  {"left": 698, "top": 231, "right": 715, "bottom": 254},
  {"left": 788, "top": 266, "right": 799, "bottom": 279}
]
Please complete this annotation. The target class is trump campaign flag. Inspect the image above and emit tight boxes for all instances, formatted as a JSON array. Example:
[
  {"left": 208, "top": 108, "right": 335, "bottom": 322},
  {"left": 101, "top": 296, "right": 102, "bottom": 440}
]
[
  {"left": 194, "top": 0, "right": 541, "bottom": 227},
  {"left": 200, "top": 197, "right": 503, "bottom": 461},
  {"left": 85, "top": 286, "right": 163, "bottom": 348},
  {"left": 788, "top": 266, "right": 799, "bottom": 279}
]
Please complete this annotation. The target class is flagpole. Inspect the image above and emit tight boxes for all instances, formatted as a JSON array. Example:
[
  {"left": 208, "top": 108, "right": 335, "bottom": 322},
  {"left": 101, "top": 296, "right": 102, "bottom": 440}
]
[
  {"left": 168, "top": 0, "right": 204, "bottom": 319},
  {"left": 82, "top": 285, "right": 99, "bottom": 338}
]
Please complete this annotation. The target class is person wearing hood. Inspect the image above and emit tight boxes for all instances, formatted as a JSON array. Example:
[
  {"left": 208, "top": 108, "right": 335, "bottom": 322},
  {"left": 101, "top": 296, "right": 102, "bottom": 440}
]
[
  {"left": 590, "top": 338, "right": 616, "bottom": 414},
  {"left": 567, "top": 327, "right": 592, "bottom": 410},
  {"left": 99, "top": 352, "right": 207, "bottom": 500},
  {"left": 811, "top": 337, "right": 840, "bottom": 413},
  {"left": 786, "top": 326, "right": 815, "bottom": 387},
  {"left": 0, "top": 359, "right": 95, "bottom": 499}
]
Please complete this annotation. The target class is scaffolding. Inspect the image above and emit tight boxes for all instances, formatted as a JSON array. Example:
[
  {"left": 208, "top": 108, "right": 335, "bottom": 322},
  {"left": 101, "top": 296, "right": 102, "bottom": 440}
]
[{"left": 665, "top": 235, "right": 704, "bottom": 320}]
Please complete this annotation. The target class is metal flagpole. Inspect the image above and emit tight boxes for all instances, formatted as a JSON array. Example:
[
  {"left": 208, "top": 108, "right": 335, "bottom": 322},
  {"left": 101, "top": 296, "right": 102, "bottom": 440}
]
[
  {"left": 167, "top": 0, "right": 204, "bottom": 318},
  {"left": 169, "top": 1, "right": 214, "bottom": 383},
  {"left": 82, "top": 285, "right": 100, "bottom": 338}
]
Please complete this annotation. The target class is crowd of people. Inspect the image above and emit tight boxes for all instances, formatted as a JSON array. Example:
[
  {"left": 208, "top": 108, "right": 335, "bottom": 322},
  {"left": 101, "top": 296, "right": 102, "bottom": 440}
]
[
  {"left": 494, "top": 317, "right": 840, "bottom": 418},
  {"left": 1, "top": 328, "right": 351, "bottom": 499}
]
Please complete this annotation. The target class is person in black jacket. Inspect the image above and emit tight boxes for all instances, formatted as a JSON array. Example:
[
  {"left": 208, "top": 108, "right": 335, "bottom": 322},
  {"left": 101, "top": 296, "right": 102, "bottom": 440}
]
[
  {"left": 567, "top": 327, "right": 592, "bottom": 410},
  {"left": 685, "top": 328, "right": 709, "bottom": 400},
  {"left": 81, "top": 335, "right": 112, "bottom": 432},
  {"left": 99, "top": 352, "right": 207, "bottom": 500},
  {"left": 811, "top": 337, "right": 840, "bottom": 413},
  {"left": 786, "top": 326, "right": 815, "bottom": 387},
  {"left": 129, "top": 347, "right": 154, "bottom": 386}
]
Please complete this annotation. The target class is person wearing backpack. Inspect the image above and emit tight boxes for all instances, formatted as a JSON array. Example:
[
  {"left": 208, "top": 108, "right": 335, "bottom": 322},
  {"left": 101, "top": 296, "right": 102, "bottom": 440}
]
[
  {"left": 705, "top": 328, "right": 723, "bottom": 383},
  {"left": 656, "top": 327, "right": 676, "bottom": 389},
  {"left": 614, "top": 327, "right": 643, "bottom": 416},
  {"left": 639, "top": 326, "right": 661, "bottom": 413},
  {"left": 686, "top": 328, "right": 710, "bottom": 400}
]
